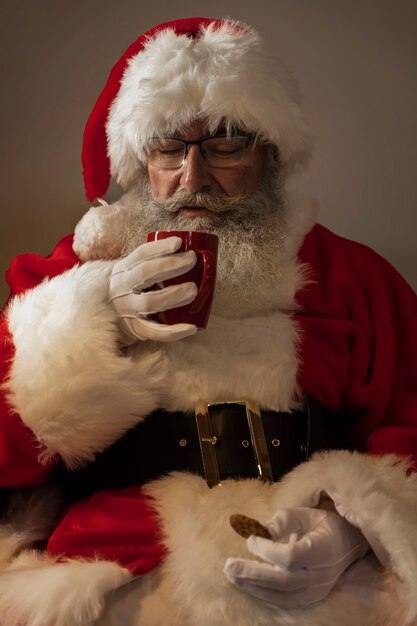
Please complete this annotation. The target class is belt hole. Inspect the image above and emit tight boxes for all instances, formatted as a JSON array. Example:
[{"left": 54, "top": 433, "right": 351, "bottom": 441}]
[
  {"left": 179, "top": 438, "right": 188, "bottom": 447},
  {"left": 300, "top": 443, "right": 307, "bottom": 452},
  {"left": 271, "top": 439, "right": 280, "bottom": 447},
  {"left": 241, "top": 439, "right": 250, "bottom": 448}
]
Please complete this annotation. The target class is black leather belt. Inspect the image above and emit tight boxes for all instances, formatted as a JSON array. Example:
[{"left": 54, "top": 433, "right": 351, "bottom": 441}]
[{"left": 59, "top": 398, "right": 346, "bottom": 503}]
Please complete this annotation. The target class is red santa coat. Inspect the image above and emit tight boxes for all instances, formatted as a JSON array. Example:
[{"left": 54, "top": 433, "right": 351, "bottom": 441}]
[{"left": 1, "top": 201, "right": 417, "bottom": 626}]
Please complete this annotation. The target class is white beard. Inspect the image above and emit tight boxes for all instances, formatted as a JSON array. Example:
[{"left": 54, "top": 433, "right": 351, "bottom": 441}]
[{"left": 120, "top": 164, "right": 289, "bottom": 318}]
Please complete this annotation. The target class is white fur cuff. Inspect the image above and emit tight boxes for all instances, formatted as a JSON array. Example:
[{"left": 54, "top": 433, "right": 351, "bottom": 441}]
[
  {"left": 275, "top": 451, "right": 417, "bottom": 622},
  {"left": 5, "top": 261, "right": 167, "bottom": 468}
]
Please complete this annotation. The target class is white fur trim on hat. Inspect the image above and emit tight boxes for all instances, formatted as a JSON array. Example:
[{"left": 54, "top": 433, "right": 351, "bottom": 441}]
[{"left": 107, "top": 20, "right": 313, "bottom": 190}]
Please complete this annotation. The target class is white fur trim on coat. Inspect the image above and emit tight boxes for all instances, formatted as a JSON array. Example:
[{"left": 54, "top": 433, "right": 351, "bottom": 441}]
[
  {"left": 5, "top": 261, "right": 168, "bottom": 468},
  {"left": 158, "top": 310, "right": 301, "bottom": 413},
  {"left": 0, "top": 485, "right": 131, "bottom": 626},
  {"left": 128, "top": 451, "right": 417, "bottom": 626},
  {"left": 0, "top": 551, "right": 131, "bottom": 626},
  {"left": 5, "top": 452, "right": 409, "bottom": 626},
  {"left": 275, "top": 451, "right": 417, "bottom": 623},
  {"left": 106, "top": 21, "right": 313, "bottom": 190}
]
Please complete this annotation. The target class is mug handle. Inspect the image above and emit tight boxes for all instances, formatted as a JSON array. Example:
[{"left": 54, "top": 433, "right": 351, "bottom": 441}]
[{"left": 191, "top": 249, "right": 216, "bottom": 311}]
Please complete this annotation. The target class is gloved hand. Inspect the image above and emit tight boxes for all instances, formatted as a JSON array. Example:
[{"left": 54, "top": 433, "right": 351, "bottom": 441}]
[
  {"left": 224, "top": 507, "right": 370, "bottom": 608},
  {"left": 109, "top": 236, "right": 198, "bottom": 343},
  {"left": 328, "top": 491, "right": 391, "bottom": 569}
]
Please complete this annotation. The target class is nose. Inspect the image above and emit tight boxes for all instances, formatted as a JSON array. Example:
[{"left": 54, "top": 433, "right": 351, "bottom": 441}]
[{"left": 179, "top": 145, "right": 212, "bottom": 193}]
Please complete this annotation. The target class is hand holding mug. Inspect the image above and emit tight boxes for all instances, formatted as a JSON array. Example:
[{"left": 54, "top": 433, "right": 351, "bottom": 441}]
[
  {"left": 109, "top": 236, "right": 199, "bottom": 343},
  {"left": 109, "top": 231, "right": 218, "bottom": 344}
]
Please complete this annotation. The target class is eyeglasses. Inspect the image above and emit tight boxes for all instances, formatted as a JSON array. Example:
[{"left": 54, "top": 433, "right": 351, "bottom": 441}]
[{"left": 145, "top": 135, "right": 254, "bottom": 169}]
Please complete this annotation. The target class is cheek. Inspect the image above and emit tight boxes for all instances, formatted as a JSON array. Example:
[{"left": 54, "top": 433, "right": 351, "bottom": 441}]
[
  {"left": 241, "top": 165, "right": 264, "bottom": 194},
  {"left": 219, "top": 147, "right": 266, "bottom": 196},
  {"left": 147, "top": 168, "right": 177, "bottom": 200},
  {"left": 220, "top": 166, "right": 263, "bottom": 196}
]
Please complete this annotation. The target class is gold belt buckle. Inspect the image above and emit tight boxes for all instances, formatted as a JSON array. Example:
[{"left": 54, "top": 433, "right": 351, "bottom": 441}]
[{"left": 195, "top": 400, "right": 274, "bottom": 488}]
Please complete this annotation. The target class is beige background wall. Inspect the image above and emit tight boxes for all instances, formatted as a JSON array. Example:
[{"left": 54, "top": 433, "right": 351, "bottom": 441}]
[{"left": 1, "top": 0, "right": 416, "bottom": 305}]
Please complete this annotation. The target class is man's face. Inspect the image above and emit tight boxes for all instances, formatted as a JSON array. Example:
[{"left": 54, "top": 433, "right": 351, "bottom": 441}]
[
  {"left": 124, "top": 119, "right": 287, "bottom": 318},
  {"left": 146, "top": 120, "right": 268, "bottom": 217}
]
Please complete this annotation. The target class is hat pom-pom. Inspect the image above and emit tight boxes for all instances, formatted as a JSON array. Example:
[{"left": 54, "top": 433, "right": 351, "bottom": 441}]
[{"left": 73, "top": 201, "right": 133, "bottom": 261}]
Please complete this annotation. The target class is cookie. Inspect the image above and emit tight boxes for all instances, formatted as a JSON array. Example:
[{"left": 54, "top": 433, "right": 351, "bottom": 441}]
[{"left": 229, "top": 513, "right": 272, "bottom": 539}]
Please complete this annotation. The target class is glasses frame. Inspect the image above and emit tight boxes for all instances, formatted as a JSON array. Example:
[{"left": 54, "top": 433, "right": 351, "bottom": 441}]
[{"left": 146, "top": 134, "right": 255, "bottom": 170}]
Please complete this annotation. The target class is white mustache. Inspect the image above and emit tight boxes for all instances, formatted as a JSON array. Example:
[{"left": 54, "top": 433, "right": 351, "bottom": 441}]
[{"left": 150, "top": 190, "right": 244, "bottom": 214}]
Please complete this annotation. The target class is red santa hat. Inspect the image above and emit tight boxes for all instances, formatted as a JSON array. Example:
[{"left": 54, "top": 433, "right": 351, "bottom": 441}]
[{"left": 82, "top": 16, "right": 313, "bottom": 201}]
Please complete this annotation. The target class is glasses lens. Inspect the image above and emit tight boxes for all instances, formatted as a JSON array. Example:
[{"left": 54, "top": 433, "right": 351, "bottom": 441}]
[
  {"left": 147, "top": 139, "right": 185, "bottom": 169},
  {"left": 202, "top": 136, "right": 250, "bottom": 168}
]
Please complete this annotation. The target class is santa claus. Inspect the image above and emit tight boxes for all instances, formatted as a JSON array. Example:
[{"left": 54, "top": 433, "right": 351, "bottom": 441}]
[{"left": 0, "top": 16, "right": 416, "bottom": 626}]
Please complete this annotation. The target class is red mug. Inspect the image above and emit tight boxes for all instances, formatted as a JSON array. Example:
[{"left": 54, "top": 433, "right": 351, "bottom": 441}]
[{"left": 146, "top": 230, "right": 218, "bottom": 328}]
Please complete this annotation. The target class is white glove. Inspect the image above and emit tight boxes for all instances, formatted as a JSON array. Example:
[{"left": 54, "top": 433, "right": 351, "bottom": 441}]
[
  {"left": 224, "top": 507, "right": 370, "bottom": 608},
  {"left": 327, "top": 490, "right": 391, "bottom": 569},
  {"left": 109, "top": 236, "right": 198, "bottom": 343}
]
